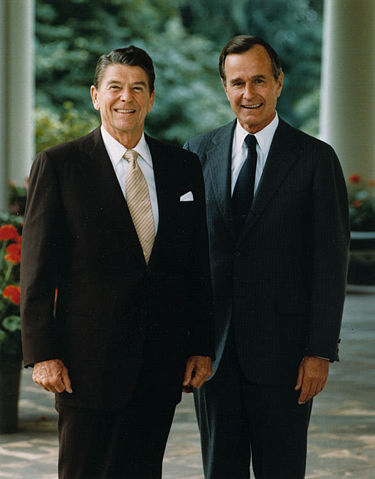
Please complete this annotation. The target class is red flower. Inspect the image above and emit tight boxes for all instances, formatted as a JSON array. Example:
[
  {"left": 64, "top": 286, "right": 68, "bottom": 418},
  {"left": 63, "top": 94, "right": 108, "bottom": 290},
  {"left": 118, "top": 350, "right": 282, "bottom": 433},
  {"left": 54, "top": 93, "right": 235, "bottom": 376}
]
[
  {"left": 353, "top": 199, "right": 362, "bottom": 209},
  {"left": 348, "top": 173, "right": 361, "bottom": 184},
  {"left": 2, "top": 285, "right": 21, "bottom": 305},
  {"left": 5, "top": 243, "right": 21, "bottom": 263},
  {"left": 0, "top": 224, "right": 19, "bottom": 241}
]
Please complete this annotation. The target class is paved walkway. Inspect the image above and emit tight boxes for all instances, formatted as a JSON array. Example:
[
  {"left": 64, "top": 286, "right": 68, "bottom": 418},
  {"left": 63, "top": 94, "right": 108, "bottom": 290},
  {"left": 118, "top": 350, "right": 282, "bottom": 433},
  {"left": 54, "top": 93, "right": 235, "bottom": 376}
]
[{"left": 0, "top": 292, "right": 374, "bottom": 478}]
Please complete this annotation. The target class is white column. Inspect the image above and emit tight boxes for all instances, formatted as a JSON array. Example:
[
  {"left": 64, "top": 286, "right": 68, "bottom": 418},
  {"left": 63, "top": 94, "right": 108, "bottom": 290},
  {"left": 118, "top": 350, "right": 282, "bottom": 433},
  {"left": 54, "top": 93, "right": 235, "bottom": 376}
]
[
  {"left": 0, "top": 0, "right": 8, "bottom": 210},
  {"left": 320, "top": 0, "right": 375, "bottom": 180},
  {"left": 8, "top": 0, "right": 34, "bottom": 186},
  {"left": 0, "top": 0, "right": 34, "bottom": 211}
]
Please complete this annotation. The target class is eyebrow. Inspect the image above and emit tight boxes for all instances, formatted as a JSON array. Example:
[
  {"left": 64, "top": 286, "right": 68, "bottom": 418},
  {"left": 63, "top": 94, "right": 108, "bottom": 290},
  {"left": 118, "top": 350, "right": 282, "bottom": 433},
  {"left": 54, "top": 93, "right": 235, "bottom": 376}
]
[
  {"left": 106, "top": 80, "right": 148, "bottom": 87},
  {"left": 229, "top": 74, "right": 266, "bottom": 85}
]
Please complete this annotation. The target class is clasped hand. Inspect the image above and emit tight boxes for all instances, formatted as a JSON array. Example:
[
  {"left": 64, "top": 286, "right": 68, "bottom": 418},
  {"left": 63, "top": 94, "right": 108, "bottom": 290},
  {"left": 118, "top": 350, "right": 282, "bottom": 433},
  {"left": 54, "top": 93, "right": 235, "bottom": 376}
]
[
  {"left": 183, "top": 355, "right": 212, "bottom": 393},
  {"left": 32, "top": 359, "right": 73, "bottom": 394},
  {"left": 295, "top": 356, "right": 329, "bottom": 404}
]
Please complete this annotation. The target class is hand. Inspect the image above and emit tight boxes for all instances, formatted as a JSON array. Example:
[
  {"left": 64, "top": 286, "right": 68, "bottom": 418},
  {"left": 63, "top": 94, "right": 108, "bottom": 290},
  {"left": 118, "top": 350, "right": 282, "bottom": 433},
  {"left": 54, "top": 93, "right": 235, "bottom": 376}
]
[
  {"left": 32, "top": 359, "right": 73, "bottom": 394},
  {"left": 182, "top": 355, "right": 212, "bottom": 393},
  {"left": 295, "top": 356, "right": 329, "bottom": 405}
]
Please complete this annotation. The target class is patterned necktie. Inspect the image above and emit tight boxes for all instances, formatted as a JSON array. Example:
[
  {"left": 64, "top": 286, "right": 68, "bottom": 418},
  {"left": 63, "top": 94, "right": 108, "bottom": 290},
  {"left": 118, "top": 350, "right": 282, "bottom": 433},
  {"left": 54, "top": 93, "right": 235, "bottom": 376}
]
[
  {"left": 125, "top": 149, "right": 155, "bottom": 263},
  {"left": 231, "top": 134, "right": 258, "bottom": 235}
]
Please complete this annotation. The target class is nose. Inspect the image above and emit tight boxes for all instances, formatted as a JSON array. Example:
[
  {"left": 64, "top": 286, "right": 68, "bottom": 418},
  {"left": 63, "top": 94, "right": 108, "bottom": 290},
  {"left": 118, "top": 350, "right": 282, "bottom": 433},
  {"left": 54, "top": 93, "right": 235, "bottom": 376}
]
[
  {"left": 120, "top": 87, "right": 132, "bottom": 101},
  {"left": 243, "top": 83, "right": 254, "bottom": 99}
]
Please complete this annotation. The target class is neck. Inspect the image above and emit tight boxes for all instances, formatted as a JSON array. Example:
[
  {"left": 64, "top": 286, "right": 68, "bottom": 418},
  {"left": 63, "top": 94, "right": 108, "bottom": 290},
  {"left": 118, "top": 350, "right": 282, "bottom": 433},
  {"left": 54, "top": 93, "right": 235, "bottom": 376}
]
[{"left": 105, "top": 126, "right": 144, "bottom": 149}]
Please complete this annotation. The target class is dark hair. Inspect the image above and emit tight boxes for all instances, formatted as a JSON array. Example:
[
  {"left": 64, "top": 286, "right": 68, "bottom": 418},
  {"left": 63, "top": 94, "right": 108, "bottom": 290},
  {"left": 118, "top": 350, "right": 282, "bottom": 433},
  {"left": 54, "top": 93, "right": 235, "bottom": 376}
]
[
  {"left": 219, "top": 35, "right": 282, "bottom": 84},
  {"left": 93, "top": 46, "right": 155, "bottom": 92}
]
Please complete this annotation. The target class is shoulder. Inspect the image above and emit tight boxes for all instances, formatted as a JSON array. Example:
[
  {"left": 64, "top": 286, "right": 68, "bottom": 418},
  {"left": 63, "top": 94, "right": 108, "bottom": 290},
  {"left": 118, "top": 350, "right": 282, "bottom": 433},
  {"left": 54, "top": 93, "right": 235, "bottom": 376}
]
[
  {"left": 35, "top": 128, "right": 100, "bottom": 163},
  {"left": 146, "top": 134, "right": 201, "bottom": 168},
  {"left": 278, "top": 118, "right": 336, "bottom": 155},
  {"left": 184, "top": 121, "right": 235, "bottom": 154}
]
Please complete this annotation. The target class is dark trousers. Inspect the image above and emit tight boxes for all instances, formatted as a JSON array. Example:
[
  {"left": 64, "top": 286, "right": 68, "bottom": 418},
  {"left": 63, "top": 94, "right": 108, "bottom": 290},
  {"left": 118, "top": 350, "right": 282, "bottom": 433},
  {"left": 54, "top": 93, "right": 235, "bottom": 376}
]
[
  {"left": 57, "top": 353, "right": 179, "bottom": 479},
  {"left": 194, "top": 329, "right": 312, "bottom": 479}
]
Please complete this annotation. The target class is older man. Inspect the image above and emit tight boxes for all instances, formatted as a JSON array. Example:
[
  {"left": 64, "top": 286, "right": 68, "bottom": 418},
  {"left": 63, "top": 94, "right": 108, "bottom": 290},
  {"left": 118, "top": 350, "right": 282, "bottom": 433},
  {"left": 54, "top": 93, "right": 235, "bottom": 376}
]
[
  {"left": 21, "top": 46, "right": 213, "bottom": 479},
  {"left": 185, "top": 35, "right": 349, "bottom": 478}
]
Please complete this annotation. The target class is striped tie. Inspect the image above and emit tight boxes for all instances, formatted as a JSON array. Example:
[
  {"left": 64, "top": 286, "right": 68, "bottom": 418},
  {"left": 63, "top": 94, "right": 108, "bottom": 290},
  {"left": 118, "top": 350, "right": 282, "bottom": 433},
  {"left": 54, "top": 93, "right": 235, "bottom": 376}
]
[{"left": 125, "top": 149, "right": 155, "bottom": 263}]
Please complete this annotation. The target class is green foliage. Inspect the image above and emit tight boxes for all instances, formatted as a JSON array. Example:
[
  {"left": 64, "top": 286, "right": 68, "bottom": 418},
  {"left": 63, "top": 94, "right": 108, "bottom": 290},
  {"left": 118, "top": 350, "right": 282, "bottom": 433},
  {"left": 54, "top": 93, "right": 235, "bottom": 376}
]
[
  {"left": 347, "top": 176, "right": 375, "bottom": 232},
  {"left": 35, "top": 0, "right": 323, "bottom": 145},
  {"left": 180, "top": 0, "right": 323, "bottom": 129},
  {"left": 8, "top": 184, "right": 27, "bottom": 217},
  {"left": 2, "top": 316, "right": 21, "bottom": 333},
  {"left": 35, "top": 102, "right": 99, "bottom": 152}
]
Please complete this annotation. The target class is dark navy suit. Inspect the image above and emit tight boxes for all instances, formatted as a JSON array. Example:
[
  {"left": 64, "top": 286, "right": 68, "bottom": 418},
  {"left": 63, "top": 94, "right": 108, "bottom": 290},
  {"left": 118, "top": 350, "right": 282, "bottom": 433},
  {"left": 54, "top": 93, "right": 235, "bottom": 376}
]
[{"left": 185, "top": 118, "right": 349, "bottom": 478}]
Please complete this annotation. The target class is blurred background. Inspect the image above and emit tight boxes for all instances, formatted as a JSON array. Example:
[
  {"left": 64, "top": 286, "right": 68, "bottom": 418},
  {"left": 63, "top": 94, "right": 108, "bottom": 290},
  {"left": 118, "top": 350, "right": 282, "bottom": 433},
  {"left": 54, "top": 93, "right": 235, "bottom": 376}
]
[
  {"left": 0, "top": 3, "right": 374, "bottom": 475},
  {"left": 32, "top": 0, "right": 323, "bottom": 147},
  {"left": 1, "top": 0, "right": 374, "bottom": 205}
]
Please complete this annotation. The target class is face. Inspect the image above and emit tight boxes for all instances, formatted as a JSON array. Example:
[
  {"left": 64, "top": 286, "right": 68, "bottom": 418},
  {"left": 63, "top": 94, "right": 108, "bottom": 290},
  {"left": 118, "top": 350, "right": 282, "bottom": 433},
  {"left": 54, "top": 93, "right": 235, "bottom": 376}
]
[
  {"left": 223, "top": 45, "right": 283, "bottom": 134},
  {"left": 91, "top": 63, "right": 155, "bottom": 147}
]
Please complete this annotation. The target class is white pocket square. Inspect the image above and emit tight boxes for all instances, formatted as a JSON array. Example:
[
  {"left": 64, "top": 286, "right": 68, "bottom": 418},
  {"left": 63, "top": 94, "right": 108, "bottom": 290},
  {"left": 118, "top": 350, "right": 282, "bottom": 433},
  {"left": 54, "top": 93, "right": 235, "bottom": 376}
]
[{"left": 180, "top": 191, "right": 194, "bottom": 202}]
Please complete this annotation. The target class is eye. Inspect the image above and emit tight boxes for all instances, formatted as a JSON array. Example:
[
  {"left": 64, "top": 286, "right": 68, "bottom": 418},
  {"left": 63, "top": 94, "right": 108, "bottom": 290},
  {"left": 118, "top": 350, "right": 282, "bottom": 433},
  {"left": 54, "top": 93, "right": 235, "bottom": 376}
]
[
  {"left": 108, "top": 85, "right": 120, "bottom": 90},
  {"left": 133, "top": 86, "right": 144, "bottom": 92},
  {"left": 254, "top": 78, "right": 265, "bottom": 85}
]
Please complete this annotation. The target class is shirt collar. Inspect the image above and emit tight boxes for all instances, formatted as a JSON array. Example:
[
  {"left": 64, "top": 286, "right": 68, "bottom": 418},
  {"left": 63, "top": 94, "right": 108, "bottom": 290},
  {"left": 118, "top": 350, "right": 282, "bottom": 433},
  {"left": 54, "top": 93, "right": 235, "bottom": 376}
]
[
  {"left": 100, "top": 125, "right": 152, "bottom": 168},
  {"left": 234, "top": 113, "right": 279, "bottom": 156}
]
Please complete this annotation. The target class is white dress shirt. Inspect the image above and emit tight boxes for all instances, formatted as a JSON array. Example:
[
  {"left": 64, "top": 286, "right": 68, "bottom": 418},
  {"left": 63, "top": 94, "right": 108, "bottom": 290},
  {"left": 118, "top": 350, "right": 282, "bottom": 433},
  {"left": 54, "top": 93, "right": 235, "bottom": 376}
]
[
  {"left": 231, "top": 113, "right": 279, "bottom": 196},
  {"left": 100, "top": 126, "right": 159, "bottom": 232}
]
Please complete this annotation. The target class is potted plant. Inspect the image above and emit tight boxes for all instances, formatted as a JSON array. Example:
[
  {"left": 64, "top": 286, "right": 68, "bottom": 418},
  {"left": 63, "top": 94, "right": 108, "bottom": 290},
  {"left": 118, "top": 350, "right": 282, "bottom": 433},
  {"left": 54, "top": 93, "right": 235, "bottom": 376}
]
[
  {"left": 0, "top": 214, "right": 23, "bottom": 433},
  {"left": 347, "top": 174, "right": 375, "bottom": 286}
]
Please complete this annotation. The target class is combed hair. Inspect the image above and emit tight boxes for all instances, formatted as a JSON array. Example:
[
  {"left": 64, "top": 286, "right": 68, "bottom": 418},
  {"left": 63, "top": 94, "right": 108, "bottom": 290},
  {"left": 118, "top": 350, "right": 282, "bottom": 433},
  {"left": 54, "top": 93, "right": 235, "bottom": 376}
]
[
  {"left": 219, "top": 35, "right": 282, "bottom": 84},
  {"left": 93, "top": 46, "right": 155, "bottom": 92}
]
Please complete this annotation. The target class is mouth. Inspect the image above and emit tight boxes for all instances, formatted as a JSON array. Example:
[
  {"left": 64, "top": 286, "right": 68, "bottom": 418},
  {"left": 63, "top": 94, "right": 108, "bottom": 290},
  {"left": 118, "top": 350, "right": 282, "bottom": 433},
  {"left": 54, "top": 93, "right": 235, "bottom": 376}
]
[
  {"left": 242, "top": 103, "right": 263, "bottom": 110},
  {"left": 115, "top": 108, "right": 136, "bottom": 114}
]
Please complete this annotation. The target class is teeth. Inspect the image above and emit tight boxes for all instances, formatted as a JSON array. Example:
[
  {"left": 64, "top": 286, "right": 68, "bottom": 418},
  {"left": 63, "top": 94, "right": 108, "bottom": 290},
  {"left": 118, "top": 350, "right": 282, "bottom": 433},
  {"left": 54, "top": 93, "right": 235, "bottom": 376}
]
[
  {"left": 116, "top": 109, "right": 135, "bottom": 113},
  {"left": 243, "top": 103, "right": 262, "bottom": 109}
]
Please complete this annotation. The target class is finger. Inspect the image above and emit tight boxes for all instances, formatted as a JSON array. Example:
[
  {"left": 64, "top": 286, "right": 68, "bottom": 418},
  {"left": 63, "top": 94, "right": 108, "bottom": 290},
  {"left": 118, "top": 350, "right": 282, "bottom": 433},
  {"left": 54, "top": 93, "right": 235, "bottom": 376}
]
[
  {"left": 190, "top": 374, "right": 204, "bottom": 389},
  {"left": 190, "top": 368, "right": 211, "bottom": 389},
  {"left": 183, "top": 362, "right": 194, "bottom": 386},
  {"left": 295, "top": 365, "right": 304, "bottom": 391},
  {"left": 182, "top": 385, "right": 194, "bottom": 393},
  {"left": 298, "top": 379, "right": 313, "bottom": 404},
  {"left": 62, "top": 368, "right": 73, "bottom": 393}
]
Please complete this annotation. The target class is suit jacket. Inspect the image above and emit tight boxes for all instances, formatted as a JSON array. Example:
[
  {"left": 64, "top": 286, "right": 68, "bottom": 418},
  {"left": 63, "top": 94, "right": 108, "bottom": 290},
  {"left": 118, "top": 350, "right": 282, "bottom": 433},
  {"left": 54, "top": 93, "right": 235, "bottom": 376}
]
[
  {"left": 21, "top": 127, "right": 214, "bottom": 410},
  {"left": 185, "top": 118, "right": 350, "bottom": 386}
]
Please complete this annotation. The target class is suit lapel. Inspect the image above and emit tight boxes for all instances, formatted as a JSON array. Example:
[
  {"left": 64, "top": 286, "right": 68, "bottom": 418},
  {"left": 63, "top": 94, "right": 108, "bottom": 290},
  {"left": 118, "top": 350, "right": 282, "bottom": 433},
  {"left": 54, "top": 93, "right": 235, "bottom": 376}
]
[
  {"left": 205, "top": 121, "right": 235, "bottom": 235},
  {"left": 238, "top": 120, "right": 300, "bottom": 244},
  {"left": 77, "top": 128, "right": 145, "bottom": 262}
]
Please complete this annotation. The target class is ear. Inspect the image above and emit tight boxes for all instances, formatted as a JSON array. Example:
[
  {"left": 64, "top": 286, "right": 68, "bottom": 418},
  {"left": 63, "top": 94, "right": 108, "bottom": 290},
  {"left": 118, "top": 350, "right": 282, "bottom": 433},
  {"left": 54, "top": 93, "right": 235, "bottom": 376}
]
[
  {"left": 221, "top": 78, "right": 227, "bottom": 92},
  {"left": 90, "top": 85, "right": 100, "bottom": 111},
  {"left": 276, "top": 72, "right": 284, "bottom": 98},
  {"left": 221, "top": 79, "right": 231, "bottom": 102},
  {"left": 147, "top": 90, "right": 155, "bottom": 113}
]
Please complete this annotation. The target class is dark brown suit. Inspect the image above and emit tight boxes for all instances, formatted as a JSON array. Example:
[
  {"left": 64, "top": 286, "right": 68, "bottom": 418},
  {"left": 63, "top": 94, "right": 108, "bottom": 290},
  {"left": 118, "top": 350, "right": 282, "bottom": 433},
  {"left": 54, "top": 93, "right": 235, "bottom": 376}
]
[{"left": 21, "top": 127, "right": 214, "bottom": 477}]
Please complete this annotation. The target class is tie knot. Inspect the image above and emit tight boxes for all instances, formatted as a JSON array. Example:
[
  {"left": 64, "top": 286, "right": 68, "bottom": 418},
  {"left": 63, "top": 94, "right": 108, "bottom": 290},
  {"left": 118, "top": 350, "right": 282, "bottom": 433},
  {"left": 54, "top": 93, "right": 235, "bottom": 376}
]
[
  {"left": 124, "top": 149, "right": 138, "bottom": 164},
  {"left": 245, "top": 134, "right": 257, "bottom": 149}
]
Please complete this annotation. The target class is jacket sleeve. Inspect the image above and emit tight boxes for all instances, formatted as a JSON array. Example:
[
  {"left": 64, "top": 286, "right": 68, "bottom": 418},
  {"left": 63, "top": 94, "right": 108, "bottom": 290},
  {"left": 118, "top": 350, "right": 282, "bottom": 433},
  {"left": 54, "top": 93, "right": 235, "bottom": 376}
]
[
  {"left": 184, "top": 152, "right": 215, "bottom": 359},
  {"left": 21, "top": 151, "right": 65, "bottom": 366},
  {"left": 304, "top": 145, "right": 350, "bottom": 361}
]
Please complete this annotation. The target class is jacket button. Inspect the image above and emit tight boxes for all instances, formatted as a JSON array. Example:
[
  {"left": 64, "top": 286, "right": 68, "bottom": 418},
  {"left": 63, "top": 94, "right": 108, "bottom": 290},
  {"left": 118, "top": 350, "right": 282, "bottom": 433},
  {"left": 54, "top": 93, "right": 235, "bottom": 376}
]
[{"left": 234, "top": 251, "right": 241, "bottom": 257}]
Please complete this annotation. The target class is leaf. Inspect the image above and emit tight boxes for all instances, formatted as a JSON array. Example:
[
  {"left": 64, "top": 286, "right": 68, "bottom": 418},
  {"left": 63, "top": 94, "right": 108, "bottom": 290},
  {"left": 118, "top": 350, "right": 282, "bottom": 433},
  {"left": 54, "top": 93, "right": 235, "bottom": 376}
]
[
  {"left": 2, "top": 315, "right": 21, "bottom": 332},
  {"left": 0, "top": 330, "right": 7, "bottom": 342}
]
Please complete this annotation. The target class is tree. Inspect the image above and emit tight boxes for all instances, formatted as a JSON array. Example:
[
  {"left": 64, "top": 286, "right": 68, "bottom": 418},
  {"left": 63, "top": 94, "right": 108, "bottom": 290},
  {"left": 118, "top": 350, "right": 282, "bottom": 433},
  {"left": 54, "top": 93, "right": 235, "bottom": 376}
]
[
  {"left": 35, "top": 0, "right": 232, "bottom": 146},
  {"left": 180, "top": 0, "right": 323, "bottom": 132},
  {"left": 35, "top": 0, "right": 323, "bottom": 149}
]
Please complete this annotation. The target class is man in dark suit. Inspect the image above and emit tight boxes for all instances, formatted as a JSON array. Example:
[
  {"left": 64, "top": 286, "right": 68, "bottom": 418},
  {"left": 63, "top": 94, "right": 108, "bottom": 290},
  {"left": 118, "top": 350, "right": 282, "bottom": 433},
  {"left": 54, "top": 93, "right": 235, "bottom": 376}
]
[
  {"left": 184, "top": 35, "right": 349, "bottom": 479},
  {"left": 21, "top": 46, "right": 214, "bottom": 479}
]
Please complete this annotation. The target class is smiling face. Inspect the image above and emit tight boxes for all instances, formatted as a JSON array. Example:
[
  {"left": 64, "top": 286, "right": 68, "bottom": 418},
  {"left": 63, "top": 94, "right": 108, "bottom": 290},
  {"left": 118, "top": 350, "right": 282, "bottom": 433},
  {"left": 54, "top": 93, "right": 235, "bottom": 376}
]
[
  {"left": 223, "top": 45, "right": 283, "bottom": 134},
  {"left": 90, "top": 63, "right": 155, "bottom": 148}
]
